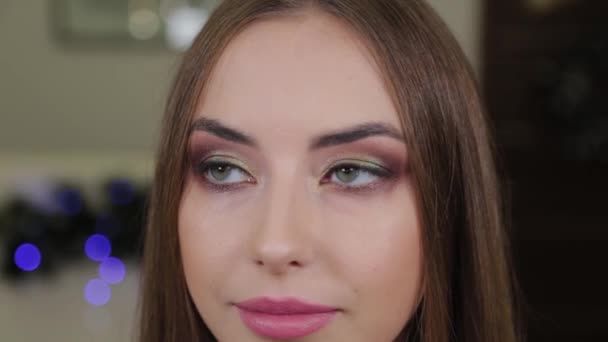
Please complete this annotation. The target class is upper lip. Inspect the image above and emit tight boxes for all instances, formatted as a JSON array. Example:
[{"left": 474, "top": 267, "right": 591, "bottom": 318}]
[{"left": 235, "top": 297, "right": 339, "bottom": 315}]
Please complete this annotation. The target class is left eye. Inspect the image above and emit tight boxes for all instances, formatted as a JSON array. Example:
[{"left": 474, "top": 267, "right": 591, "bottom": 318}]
[{"left": 324, "top": 162, "right": 392, "bottom": 188}]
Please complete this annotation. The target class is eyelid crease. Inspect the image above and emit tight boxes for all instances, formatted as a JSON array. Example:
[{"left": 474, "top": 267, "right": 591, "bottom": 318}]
[
  {"left": 321, "top": 155, "right": 392, "bottom": 176},
  {"left": 319, "top": 150, "right": 387, "bottom": 167}
]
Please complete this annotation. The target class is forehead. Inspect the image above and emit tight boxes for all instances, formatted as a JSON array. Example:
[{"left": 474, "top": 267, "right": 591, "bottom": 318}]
[{"left": 198, "top": 9, "right": 400, "bottom": 141}]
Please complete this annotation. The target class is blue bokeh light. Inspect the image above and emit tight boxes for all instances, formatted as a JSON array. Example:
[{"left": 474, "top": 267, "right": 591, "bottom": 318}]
[
  {"left": 14, "top": 243, "right": 42, "bottom": 271},
  {"left": 108, "top": 179, "right": 135, "bottom": 206},
  {"left": 84, "top": 279, "right": 111, "bottom": 306},
  {"left": 56, "top": 188, "right": 83, "bottom": 216},
  {"left": 98, "top": 257, "right": 126, "bottom": 285},
  {"left": 85, "top": 234, "right": 112, "bottom": 262}
]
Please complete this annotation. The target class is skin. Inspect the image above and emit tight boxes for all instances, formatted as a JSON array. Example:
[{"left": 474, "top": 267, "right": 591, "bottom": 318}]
[{"left": 178, "top": 8, "right": 424, "bottom": 342}]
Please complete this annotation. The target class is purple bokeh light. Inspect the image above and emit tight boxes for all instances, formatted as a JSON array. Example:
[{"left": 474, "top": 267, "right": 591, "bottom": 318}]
[
  {"left": 84, "top": 279, "right": 111, "bottom": 306},
  {"left": 84, "top": 234, "right": 112, "bottom": 262},
  {"left": 14, "top": 243, "right": 41, "bottom": 271},
  {"left": 98, "top": 257, "right": 126, "bottom": 284}
]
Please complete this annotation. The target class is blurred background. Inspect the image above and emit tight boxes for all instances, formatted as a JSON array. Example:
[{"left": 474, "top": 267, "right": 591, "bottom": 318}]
[
  {"left": 483, "top": 1, "right": 607, "bottom": 341},
  {"left": 0, "top": 0, "right": 606, "bottom": 341}
]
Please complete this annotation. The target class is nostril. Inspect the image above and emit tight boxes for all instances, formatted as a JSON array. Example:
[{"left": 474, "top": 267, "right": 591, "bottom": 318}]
[{"left": 255, "top": 259, "right": 301, "bottom": 267}]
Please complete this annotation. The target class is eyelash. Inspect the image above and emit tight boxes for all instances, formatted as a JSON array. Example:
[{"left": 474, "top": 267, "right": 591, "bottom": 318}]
[{"left": 192, "top": 159, "right": 395, "bottom": 194}]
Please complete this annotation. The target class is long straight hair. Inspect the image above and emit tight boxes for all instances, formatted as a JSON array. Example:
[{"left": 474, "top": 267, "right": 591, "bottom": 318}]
[{"left": 138, "top": 1, "right": 523, "bottom": 341}]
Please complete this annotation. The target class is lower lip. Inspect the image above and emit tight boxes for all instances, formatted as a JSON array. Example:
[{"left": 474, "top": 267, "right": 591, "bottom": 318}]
[{"left": 237, "top": 308, "right": 338, "bottom": 339}]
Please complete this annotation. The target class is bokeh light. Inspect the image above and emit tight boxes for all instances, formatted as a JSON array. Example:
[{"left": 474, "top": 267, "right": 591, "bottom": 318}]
[
  {"left": 94, "top": 214, "right": 121, "bottom": 238},
  {"left": 14, "top": 243, "right": 42, "bottom": 271},
  {"left": 128, "top": 8, "right": 161, "bottom": 40},
  {"left": 84, "top": 234, "right": 112, "bottom": 262},
  {"left": 108, "top": 179, "right": 135, "bottom": 206},
  {"left": 98, "top": 257, "right": 126, "bottom": 284},
  {"left": 84, "top": 279, "right": 111, "bottom": 306},
  {"left": 165, "top": 6, "right": 209, "bottom": 51},
  {"left": 56, "top": 188, "right": 83, "bottom": 216}
]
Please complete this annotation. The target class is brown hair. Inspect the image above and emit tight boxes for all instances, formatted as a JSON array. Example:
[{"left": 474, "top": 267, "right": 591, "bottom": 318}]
[{"left": 138, "top": 1, "right": 523, "bottom": 341}]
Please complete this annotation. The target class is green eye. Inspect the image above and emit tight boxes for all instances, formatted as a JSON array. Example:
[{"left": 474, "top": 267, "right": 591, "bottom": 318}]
[
  {"left": 196, "top": 157, "right": 253, "bottom": 186},
  {"left": 325, "top": 160, "right": 393, "bottom": 188},
  {"left": 209, "top": 164, "right": 233, "bottom": 182},
  {"left": 334, "top": 166, "right": 360, "bottom": 183}
]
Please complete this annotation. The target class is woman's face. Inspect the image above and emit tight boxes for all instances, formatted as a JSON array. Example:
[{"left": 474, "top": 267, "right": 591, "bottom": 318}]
[{"left": 179, "top": 9, "right": 424, "bottom": 342}]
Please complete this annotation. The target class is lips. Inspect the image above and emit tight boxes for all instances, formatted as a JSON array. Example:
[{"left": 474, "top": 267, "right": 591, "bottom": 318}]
[{"left": 235, "top": 297, "right": 339, "bottom": 339}]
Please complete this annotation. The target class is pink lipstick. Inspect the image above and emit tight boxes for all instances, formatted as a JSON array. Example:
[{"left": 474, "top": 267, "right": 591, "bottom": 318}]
[{"left": 235, "top": 297, "right": 339, "bottom": 339}]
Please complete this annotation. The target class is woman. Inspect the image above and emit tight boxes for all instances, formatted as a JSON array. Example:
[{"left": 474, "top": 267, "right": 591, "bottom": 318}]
[{"left": 138, "top": 0, "right": 523, "bottom": 341}]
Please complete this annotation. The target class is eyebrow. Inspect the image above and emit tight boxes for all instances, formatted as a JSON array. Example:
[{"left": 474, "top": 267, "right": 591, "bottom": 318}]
[
  {"left": 310, "top": 121, "right": 404, "bottom": 149},
  {"left": 190, "top": 117, "right": 404, "bottom": 150},
  {"left": 191, "top": 117, "right": 256, "bottom": 146}
]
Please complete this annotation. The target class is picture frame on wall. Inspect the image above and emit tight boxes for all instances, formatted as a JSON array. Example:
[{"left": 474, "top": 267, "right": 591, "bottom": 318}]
[{"left": 50, "top": 0, "right": 165, "bottom": 49}]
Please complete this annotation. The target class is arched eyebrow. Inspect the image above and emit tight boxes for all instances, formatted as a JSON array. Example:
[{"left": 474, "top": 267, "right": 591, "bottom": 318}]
[
  {"left": 309, "top": 122, "right": 404, "bottom": 149},
  {"left": 191, "top": 117, "right": 257, "bottom": 146},
  {"left": 190, "top": 117, "right": 405, "bottom": 150}
]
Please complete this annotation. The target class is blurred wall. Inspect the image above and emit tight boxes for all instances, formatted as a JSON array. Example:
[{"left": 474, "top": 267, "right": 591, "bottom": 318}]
[
  {"left": 428, "top": 0, "right": 482, "bottom": 75},
  {"left": 0, "top": 0, "right": 481, "bottom": 153},
  {"left": 0, "top": 1, "right": 481, "bottom": 342},
  {"left": 0, "top": 261, "right": 140, "bottom": 342},
  {"left": 0, "top": 1, "right": 176, "bottom": 152}
]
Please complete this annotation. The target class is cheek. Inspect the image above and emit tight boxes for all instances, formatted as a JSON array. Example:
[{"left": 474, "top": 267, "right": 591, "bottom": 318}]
[
  {"left": 178, "top": 185, "right": 252, "bottom": 301},
  {"left": 324, "top": 184, "right": 424, "bottom": 332},
  {"left": 332, "top": 203, "right": 422, "bottom": 296}
]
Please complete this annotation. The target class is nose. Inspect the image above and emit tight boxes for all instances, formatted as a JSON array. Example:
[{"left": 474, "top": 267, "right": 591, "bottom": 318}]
[{"left": 249, "top": 176, "right": 315, "bottom": 276}]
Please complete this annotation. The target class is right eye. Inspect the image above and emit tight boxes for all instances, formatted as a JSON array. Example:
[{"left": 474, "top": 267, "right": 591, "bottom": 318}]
[{"left": 196, "top": 160, "right": 254, "bottom": 187}]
